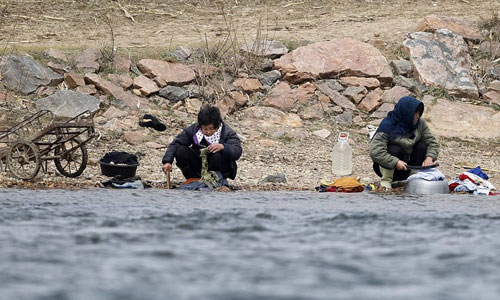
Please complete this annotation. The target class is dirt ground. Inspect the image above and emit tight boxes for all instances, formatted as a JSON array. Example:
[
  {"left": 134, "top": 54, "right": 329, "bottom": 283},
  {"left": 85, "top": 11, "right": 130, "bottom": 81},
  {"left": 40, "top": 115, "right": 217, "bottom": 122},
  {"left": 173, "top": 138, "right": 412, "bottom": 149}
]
[
  {"left": 1, "top": 0, "right": 500, "bottom": 192},
  {"left": 1, "top": 0, "right": 496, "bottom": 53}
]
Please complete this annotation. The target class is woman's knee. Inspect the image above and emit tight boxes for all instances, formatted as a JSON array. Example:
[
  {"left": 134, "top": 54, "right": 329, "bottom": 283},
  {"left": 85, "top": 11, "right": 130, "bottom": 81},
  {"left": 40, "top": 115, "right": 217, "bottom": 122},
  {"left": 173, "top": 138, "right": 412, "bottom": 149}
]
[
  {"left": 414, "top": 141, "right": 428, "bottom": 153},
  {"left": 387, "top": 144, "right": 406, "bottom": 159}
]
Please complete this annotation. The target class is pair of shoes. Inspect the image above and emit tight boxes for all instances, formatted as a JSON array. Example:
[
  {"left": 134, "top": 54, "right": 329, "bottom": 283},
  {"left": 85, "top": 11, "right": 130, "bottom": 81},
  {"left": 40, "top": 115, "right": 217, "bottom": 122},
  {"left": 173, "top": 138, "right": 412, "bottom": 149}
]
[{"left": 139, "top": 114, "right": 166, "bottom": 131}]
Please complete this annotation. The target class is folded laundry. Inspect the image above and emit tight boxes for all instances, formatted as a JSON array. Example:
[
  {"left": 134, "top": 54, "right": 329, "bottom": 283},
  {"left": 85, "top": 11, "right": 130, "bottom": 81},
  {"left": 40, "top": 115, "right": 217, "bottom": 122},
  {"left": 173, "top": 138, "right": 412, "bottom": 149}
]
[{"left": 407, "top": 168, "right": 446, "bottom": 181}]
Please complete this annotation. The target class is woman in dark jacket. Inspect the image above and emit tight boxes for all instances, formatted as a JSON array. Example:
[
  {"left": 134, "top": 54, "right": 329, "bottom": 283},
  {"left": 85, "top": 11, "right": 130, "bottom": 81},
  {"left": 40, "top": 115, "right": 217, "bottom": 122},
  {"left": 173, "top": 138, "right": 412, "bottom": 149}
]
[
  {"left": 162, "top": 105, "right": 242, "bottom": 180},
  {"left": 369, "top": 96, "right": 439, "bottom": 190}
]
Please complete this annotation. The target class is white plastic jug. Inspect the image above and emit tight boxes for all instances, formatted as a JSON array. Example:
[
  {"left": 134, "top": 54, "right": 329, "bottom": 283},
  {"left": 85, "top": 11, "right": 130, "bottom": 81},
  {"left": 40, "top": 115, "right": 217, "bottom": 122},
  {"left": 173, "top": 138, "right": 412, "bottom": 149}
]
[{"left": 332, "top": 132, "right": 352, "bottom": 176}]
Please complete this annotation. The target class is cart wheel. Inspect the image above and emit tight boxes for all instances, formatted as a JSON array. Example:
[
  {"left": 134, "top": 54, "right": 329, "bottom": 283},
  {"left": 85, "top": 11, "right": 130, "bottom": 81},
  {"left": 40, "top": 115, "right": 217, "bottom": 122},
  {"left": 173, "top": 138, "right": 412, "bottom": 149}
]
[
  {"left": 54, "top": 138, "right": 88, "bottom": 178},
  {"left": 7, "top": 141, "right": 41, "bottom": 180}
]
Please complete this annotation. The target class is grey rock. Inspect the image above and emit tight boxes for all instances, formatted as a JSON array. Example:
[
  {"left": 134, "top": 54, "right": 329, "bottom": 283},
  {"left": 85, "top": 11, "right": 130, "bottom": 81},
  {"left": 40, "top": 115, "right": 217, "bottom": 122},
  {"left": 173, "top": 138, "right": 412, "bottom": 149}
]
[
  {"left": 317, "top": 79, "right": 344, "bottom": 92},
  {"left": 260, "top": 173, "right": 287, "bottom": 184},
  {"left": 158, "top": 86, "right": 189, "bottom": 102},
  {"left": 390, "top": 60, "right": 412, "bottom": 76},
  {"left": 171, "top": 46, "right": 193, "bottom": 61},
  {"left": 35, "top": 90, "right": 101, "bottom": 118},
  {"left": 258, "top": 70, "right": 281, "bottom": 86},
  {"left": 259, "top": 59, "right": 274, "bottom": 72},
  {"left": 343, "top": 86, "right": 367, "bottom": 104},
  {"left": 241, "top": 40, "right": 289, "bottom": 59},
  {"left": 336, "top": 110, "right": 353, "bottom": 124},
  {"left": 487, "top": 66, "right": 500, "bottom": 81},
  {"left": 403, "top": 29, "right": 478, "bottom": 98},
  {"left": 0, "top": 55, "right": 64, "bottom": 95}
]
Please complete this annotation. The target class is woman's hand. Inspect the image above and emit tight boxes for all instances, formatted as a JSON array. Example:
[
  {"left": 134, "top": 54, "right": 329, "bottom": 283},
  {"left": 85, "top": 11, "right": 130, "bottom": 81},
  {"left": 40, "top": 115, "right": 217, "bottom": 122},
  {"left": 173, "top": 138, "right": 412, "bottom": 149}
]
[
  {"left": 422, "top": 157, "right": 434, "bottom": 167},
  {"left": 208, "top": 143, "right": 224, "bottom": 153},
  {"left": 162, "top": 163, "right": 172, "bottom": 173},
  {"left": 395, "top": 160, "right": 408, "bottom": 171}
]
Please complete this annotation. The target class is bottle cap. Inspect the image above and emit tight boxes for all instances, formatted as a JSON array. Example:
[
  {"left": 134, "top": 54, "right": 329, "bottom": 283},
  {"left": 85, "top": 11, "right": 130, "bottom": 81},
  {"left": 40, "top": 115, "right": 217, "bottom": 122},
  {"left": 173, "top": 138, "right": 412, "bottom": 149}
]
[{"left": 338, "top": 132, "right": 349, "bottom": 142}]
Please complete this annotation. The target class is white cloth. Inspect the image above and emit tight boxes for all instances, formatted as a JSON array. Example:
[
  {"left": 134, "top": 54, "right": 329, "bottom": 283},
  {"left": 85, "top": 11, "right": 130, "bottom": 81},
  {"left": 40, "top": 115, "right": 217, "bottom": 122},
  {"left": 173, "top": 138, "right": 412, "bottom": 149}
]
[
  {"left": 195, "top": 123, "right": 223, "bottom": 145},
  {"left": 407, "top": 168, "right": 446, "bottom": 181}
]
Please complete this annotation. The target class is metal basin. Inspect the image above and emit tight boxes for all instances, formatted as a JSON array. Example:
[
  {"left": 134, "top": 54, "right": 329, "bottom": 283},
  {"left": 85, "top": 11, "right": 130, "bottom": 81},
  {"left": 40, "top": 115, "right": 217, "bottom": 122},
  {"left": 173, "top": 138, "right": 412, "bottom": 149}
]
[{"left": 405, "top": 179, "right": 449, "bottom": 195}]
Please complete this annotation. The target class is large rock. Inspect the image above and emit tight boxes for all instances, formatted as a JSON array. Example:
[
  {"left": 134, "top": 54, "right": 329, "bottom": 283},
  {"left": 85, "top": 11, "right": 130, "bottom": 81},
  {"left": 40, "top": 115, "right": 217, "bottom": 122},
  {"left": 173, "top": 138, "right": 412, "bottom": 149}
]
[
  {"left": 416, "top": 15, "right": 482, "bottom": 41},
  {"left": 35, "top": 90, "right": 101, "bottom": 118},
  {"left": 133, "top": 75, "right": 159, "bottom": 96},
  {"left": 426, "top": 98, "right": 500, "bottom": 139},
  {"left": 137, "top": 59, "right": 195, "bottom": 86},
  {"left": 240, "top": 40, "right": 288, "bottom": 58},
  {"left": 403, "top": 29, "right": 478, "bottom": 99},
  {"left": 358, "top": 89, "right": 383, "bottom": 112},
  {"left": 85, "top": 73, "right": 147, "bottom": 110},
  {"left": 0, "top": 55, "right": 64, "bottom": 95},
  {"left": 274, "top": 39, "right": 393, "bottom": 85}
]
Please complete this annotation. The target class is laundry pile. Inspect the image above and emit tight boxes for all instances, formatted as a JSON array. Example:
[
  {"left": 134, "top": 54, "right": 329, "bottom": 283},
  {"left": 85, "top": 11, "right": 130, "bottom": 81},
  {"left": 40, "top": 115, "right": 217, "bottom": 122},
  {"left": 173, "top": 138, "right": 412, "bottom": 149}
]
[
  {"left": 448, "top": 167, "right": 498, "bottom": 195},
  {"left": 316, "top": 177, "right": 364, "bottom": 193}
]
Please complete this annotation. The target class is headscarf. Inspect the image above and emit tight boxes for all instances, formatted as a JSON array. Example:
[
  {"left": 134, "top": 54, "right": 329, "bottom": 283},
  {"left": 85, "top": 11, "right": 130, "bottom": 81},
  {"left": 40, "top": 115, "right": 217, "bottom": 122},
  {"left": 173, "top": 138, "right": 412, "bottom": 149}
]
[{"left": 374, "top": 96, "right": 424, "bottom": 139}]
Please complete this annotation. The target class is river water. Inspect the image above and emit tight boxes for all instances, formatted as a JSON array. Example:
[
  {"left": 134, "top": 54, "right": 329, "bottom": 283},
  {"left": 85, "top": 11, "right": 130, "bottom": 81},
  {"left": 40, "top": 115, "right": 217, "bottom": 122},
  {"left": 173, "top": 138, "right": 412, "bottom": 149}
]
[{"left": 1, "top": 188, "right": 499, "bottom": 300}]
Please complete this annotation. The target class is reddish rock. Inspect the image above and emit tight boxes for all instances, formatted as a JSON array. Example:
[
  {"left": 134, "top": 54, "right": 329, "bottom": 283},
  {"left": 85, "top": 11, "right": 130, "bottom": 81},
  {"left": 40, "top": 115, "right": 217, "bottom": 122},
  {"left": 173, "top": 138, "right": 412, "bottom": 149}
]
[
  {"left": 215, "top": 96, "right": 237, "bottom": 118},
  {"left": 343, "top": 86, "right": 367, "bottom": 104},
  {"left": 317, "top": 92, "right": 331, "bottom": 104},
  {"left": 483, "top": 91, "right": 500, "bottom": 106},
  {"left": 340, "top": 77, "right": 380, "bottom": 88},
  {"left": 133, "top": 75, "right": 160, "bottom": 96},
  {"left": 228, "top": 91, "right": 248, "bottom": 107},
  {"left": 358, "top": 90, "right": 383, "bottom": 112},
  {"left": 75, "top": 85, "right": 97, "bottom": 95},
  {"left": 274, "top": 39, "right": 393, "bottom": 85},
  {"left": 381, "top": 86, "right": 412, "bottom": 103},
  {"left": 316, "top": 81, "right": 357, "bottom": 110},
  {"left": 108, "top": 74, "right": 133, "bottom": 89},
  {"left": 262, "top": 82, "right": 296, "bottom": 110},
  {"left": 233, "top": 78, "right": 264, "bottom": 93},
  {"left": 76, "top": 49, "right": 101, "bottom": 73},
  {"left": 137, "top": 59, "right": 195, "bottom": 86},
  {"left": 296, "top": 82, "right": 316, "bottom": 103},
  {"left": 416, "top": 15, "right": 482, "bottom": 41},
  {"left": 85, "top": 73, "right": 148, "bottom": 110},
  {"left": 112, "top": 55, "right": 131, "bottom": 73},
  {"left": 185, "top": 98, "right": 203, "bottom": 114},
  {"left": 299, "top": 103, "right": 326, "bottom": 120},
  {"left": 124, "top": 130, "right": 148, "bottom": 145},
  {"left": 65, "top": 73, "right": 85, "bottom": 89}
]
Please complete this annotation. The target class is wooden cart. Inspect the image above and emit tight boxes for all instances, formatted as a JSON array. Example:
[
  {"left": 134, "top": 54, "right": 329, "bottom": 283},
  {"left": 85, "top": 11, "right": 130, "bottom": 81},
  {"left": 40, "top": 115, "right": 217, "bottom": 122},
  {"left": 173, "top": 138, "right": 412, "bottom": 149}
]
[{"left": 0, "top": 110, "right": 96, "bottom": 180}]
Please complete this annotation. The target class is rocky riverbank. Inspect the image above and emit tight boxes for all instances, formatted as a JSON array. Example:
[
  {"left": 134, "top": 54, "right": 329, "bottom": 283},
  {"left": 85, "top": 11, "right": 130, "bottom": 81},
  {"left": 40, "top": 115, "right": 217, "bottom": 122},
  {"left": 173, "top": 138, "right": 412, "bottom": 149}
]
[{"left": 1, "top": 6, "right": 500, "bottom": 191}]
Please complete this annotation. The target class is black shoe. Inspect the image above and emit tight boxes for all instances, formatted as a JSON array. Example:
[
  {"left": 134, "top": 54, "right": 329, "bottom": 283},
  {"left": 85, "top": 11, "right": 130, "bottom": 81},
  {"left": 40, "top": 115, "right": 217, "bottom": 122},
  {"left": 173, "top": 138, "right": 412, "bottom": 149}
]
[{"left": 139, "top": 114, "right": 166, "bottom": 131}]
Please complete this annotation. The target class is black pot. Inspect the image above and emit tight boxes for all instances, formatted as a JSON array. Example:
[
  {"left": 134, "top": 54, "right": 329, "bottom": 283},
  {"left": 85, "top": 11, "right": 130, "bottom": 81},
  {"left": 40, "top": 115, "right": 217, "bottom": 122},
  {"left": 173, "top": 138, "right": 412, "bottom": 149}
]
[{"left": 99, "top": 160, "right": 139, "bottom": 178}]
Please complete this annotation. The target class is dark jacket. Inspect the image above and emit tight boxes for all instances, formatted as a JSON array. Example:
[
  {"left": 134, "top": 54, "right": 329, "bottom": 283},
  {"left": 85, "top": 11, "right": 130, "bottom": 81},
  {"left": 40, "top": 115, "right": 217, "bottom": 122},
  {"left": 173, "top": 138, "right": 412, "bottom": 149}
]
[{"left": 162, "top": 121, "right": 243, "bottom": 179}]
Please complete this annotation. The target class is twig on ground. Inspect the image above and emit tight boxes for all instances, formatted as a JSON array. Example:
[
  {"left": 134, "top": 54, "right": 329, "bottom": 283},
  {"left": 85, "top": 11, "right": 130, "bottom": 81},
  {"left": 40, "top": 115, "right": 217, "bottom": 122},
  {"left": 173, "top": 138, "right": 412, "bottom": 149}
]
[
  {"left": 117, "top": 2, "right": 136, "bottom": 23},
  {"left": 43, "top": 15, "right": 66, "bottom": 21},
  {"left": 282, "top": 2, "right": 304, "bottom": 8}
]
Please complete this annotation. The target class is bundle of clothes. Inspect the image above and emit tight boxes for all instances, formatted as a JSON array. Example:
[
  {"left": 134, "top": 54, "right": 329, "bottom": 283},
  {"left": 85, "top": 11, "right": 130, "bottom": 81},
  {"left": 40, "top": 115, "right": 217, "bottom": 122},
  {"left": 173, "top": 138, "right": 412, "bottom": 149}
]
[
  {"left": 448, "top": 166, "right": 498, "bottom": 195},
  {"left": 316, "top": 177, "right": 364, "bottom": 193}
]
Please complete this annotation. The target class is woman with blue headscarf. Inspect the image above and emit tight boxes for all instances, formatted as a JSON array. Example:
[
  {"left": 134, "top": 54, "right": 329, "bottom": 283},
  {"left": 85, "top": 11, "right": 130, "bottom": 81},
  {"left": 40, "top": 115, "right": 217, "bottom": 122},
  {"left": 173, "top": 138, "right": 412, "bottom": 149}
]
[{"left": 369, "top": 96, "right": 439, "bottom": 190}]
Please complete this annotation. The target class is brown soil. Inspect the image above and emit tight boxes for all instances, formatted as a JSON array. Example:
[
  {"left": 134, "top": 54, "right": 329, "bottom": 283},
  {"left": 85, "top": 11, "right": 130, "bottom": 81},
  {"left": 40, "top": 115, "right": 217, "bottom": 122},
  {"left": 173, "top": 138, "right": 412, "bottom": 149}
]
[
  {"left": 1, "top": 0, "right": 500, "bottom": 192},
  {"left": 1, "top": 1, "right": 495, "bottom": 53}
]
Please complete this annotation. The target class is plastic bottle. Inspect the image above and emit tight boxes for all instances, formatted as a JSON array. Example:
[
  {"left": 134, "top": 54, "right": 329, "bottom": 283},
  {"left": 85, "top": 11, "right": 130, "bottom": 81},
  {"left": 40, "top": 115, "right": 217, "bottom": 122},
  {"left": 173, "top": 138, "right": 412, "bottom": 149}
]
[{"left": 332, "top": 132, "right": 352, "bottom": 176}]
